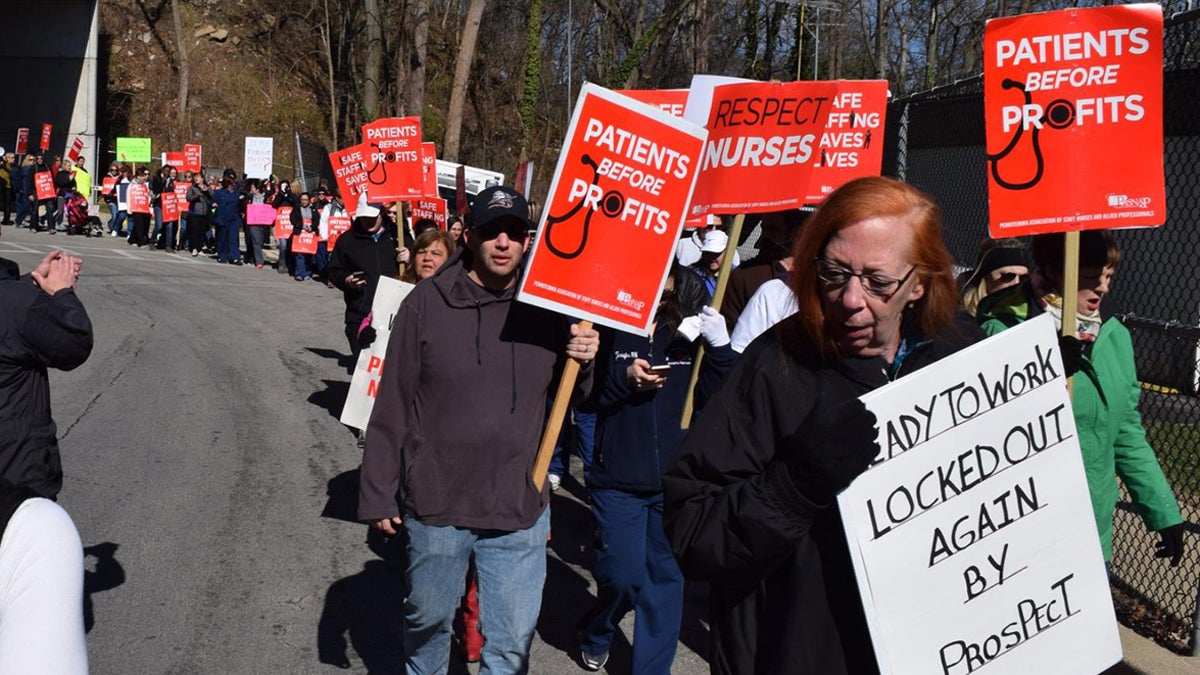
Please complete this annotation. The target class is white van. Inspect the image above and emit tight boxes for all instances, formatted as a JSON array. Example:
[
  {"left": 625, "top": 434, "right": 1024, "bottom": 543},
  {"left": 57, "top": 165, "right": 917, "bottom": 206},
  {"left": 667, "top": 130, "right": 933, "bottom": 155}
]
[{"left": 435, "top": 160, "right": 504, "bottom": 214}]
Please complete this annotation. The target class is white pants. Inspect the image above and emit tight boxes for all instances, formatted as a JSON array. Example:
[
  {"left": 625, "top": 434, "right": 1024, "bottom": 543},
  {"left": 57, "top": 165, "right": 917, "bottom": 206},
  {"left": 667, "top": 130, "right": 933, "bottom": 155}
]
[{"left": 0, "top": 498, "right": 87, "bottom": 674}]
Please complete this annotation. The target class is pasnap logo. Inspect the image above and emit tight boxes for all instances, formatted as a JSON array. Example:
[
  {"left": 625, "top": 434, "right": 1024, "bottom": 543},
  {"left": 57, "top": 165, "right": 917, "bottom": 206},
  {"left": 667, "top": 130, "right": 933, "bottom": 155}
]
[
  {"left": 1106, "top": 194, "right": 1152, "bottom": 209},
  {"left": 617, "top": 290, "right": 645, "bottom": 312}
]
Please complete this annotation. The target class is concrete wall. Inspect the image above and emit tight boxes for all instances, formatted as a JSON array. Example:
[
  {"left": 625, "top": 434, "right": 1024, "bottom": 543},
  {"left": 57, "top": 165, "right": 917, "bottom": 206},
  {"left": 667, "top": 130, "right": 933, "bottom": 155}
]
[{"left": 0, "top": 1, "right": 99, "bottom": 180}]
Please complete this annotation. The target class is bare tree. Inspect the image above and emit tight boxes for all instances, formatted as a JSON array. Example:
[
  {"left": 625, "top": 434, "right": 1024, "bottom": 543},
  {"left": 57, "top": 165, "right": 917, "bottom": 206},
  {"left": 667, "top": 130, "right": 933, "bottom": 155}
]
[
  {"left": 407, "top": 0, "right": 429, "bottom": 118},
  {"left": 363, "top": 0, "right": 383, "bottom": 120},
  {"left": 171, "top": 0, "right": 190, "bottom": 137},
  {"left": 443, "top": 0, "right": 487, "bottom": 162}
]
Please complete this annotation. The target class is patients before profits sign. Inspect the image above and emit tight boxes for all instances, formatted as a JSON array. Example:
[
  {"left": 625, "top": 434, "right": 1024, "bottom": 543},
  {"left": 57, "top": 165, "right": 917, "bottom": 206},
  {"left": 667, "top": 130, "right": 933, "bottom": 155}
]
[
  {"left": 518, "top": 84, "right": 707, "bottom": 336},
  {"left": 362, "top": 117, "right": 423, "bottom": 202},
  {"left": 686, "top": 78, "right": 838, "bottom": 215},
  {"left": 805, "top": 80, "right": 888, "bottom": 203},
  {"left": 838, "top": 314, "right": 1120, "bottom": 675},
  {"left": 984, "top": 4, "right": 1164, "bottom": 236}
]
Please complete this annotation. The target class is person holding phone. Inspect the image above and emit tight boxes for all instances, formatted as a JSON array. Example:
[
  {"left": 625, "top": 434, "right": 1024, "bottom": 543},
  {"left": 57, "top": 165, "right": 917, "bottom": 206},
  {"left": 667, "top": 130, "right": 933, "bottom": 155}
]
[{"left": 577, "top": 265, "right": 734, "bottom": 673}]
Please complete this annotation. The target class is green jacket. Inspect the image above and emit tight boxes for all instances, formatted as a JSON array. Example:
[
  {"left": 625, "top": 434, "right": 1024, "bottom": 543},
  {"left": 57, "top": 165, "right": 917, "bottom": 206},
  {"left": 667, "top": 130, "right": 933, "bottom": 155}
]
[{"left": 978, "top": 283, "right": 1182, "bottom": 561}]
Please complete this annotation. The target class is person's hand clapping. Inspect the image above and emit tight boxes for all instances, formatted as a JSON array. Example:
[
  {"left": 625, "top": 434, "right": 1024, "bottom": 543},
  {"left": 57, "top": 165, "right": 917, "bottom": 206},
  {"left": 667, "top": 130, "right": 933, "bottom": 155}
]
[{"left": 30, "top": 250, "right": 81, "bottom": 295}]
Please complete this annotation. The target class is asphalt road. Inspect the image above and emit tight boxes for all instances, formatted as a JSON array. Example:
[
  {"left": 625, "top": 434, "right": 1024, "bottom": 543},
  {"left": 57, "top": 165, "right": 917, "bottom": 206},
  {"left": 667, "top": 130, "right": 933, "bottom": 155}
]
[{"left": 0, "top": 226, "right": 710, "bottom": 674}]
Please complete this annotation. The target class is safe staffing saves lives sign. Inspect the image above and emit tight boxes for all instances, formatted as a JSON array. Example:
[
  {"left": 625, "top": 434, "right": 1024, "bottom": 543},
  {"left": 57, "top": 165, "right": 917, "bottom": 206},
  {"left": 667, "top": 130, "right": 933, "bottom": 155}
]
[
  {"left": 984, "top": 4, "right": 1164, "bottom": 236},
  {"left": 838, "top": 314, "right": 1120, "bottom": 675},
  {"left": 517, "top": 84, "right": 708, "bottom": 336}
]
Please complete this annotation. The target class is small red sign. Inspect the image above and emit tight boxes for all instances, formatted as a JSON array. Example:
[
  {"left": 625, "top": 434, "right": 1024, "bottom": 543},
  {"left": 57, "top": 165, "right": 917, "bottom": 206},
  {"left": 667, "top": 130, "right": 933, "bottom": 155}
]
[
  {"left": 327, "top": 215, "right": 352, "bottom": 249},
  {"left": 162, "top": 192, "right": 180, "bottom": 221},
  {"left": 183, "top": 144, "right": 203, "bottom": 173},
  {"left": 128, "top": 183, "right": 152, "bottom": 214},
  {"left": 15, "top": 128, "right": 29, "bottom": 155},
  {"left": 293, "top": 231, "right": 319, "bottom": 255},
  {"left": 39, "top": 124, "right": 52, "bottom": 151},
  {"left": 410, "top": 196, "right": 448, "bottom": 231},
  {"left": 274, "top": 206, "right": 294, "bottom": 240},
  {"left": 34, "top": 171, "right": 55, "bottom": 200},
  {"left": 421, "top": 142, "right": 438, "bottom": 196}
]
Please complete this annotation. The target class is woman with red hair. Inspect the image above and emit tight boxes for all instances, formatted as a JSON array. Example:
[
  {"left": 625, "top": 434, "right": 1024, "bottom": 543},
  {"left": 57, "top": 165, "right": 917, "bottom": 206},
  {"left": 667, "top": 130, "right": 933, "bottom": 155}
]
[{"left": 663, "top": 177, "right": 983, "bottom": 675}]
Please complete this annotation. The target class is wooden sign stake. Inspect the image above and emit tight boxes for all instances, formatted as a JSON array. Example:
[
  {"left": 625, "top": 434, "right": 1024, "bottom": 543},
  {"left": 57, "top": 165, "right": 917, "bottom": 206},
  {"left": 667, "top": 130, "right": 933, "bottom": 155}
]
[{"left": 531, "top": 320, "right": 593, "bottom": 491}]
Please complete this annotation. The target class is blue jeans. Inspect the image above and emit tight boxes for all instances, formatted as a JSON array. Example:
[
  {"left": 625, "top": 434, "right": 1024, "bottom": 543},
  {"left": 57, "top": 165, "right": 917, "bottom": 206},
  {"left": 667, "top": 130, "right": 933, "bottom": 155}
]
[
  {"left": 549, "top": 407, "right": 596, "bottom": 481},
  {"left": 404, "top": 509, "right": 550, "bottom": 675},
  {"left": 14, "top": 194, "right": 30, "bottom": 227},
  {"left": 581, "top": 490, "right": 683, "bottom": 675},
  {"left": 315, "top": 241, "right": 330, "bottom": 276},
  {"left": 294, "top": 251, "right": 310, "bottom": 279},
  {"left": 151, "top": 204, "right": 164, "bottom": 243}
]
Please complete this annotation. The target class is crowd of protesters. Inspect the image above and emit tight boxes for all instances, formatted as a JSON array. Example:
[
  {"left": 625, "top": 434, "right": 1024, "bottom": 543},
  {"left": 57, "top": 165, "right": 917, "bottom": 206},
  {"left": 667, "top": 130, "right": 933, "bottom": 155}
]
[{"left": 0, "top": 149, "right": 1187, "bottom": 675}]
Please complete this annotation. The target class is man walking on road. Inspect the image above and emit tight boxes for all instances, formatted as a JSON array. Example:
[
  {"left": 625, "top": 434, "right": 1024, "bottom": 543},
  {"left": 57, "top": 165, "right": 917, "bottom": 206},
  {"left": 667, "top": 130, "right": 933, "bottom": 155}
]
[
  {"left": 0, "top": 249, "right": 93, "bottom": 498},
  {"left": 358, "top": 185, "right": 600, "bottom": 674}
]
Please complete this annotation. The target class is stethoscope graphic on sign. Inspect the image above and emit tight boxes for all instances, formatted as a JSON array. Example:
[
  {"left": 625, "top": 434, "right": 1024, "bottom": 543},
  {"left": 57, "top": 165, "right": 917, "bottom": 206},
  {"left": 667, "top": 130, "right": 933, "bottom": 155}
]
[
  {"left": 366, "top": 143, "right": 393, "bottom": 186},
  {"left": 542, "top": 154, "right": 626, "bottom": 260},
  {"left": 987, "top": 79, "right": 1076, "bottom": 191}
]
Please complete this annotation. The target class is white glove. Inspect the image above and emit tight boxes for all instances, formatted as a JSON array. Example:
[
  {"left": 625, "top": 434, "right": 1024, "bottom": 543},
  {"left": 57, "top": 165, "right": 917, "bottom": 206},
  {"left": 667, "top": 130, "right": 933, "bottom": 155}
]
[
  {"left": 698, "top": 306, "right": 730, "bottom": 348},
  {"left": 677, "top": 315, "right": 702, "bottom": 342}
]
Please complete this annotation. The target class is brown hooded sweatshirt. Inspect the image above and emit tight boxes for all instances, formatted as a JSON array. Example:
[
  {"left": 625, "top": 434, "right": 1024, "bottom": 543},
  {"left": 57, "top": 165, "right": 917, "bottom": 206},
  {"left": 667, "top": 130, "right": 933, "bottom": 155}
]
[{"left": 357, "top": 248, "right": 591, "bottom": 531}]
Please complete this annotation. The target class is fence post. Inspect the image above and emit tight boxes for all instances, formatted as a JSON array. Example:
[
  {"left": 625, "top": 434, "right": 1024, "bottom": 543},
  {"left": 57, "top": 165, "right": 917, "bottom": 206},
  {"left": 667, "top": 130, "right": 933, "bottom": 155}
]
[
  {"left": 294, "top": 130, "right": 308, "bottom": 193},
  {"left": 896, "top": 99, "right": 910, "bottom": 182}
]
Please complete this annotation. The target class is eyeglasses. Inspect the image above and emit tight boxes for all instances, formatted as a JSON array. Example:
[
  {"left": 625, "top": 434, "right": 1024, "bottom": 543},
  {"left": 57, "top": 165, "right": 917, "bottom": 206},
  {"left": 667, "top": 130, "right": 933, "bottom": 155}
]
[
  {"left": 473, "top": 220, "right": 528, "bottom": 243},
  {"left": 993, "top": 271, "right": 1026, "bottom": 285},
  {"left": 814, "top": 257, "right": 916, "bottom": 298}
]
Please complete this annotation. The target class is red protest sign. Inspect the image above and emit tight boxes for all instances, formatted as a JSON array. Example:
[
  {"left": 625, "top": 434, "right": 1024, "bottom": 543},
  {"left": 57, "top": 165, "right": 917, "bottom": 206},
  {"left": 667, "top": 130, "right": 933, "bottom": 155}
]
[
  {"left": 163, "top": 151, "right": 185, "bottom": 168},
  {"left": 40, "top": 124, "right": 52, "bottom": 151},
  {"left": 518, "top": 84, "right": 708, "bottom": 335},
  {"left": 410, "top": 197, "right": 448, "bottom": 231},
  {"left": 361, "top": 117, "right": 423, "bottom": 201},
  {"left": 183, "top": 144, "right": 202, "bottom": 173},
  {"left": 616, "top": 89, "right": 689, "bottom": 118},
  {"left": 327, "top": 215, "right": 352, "bottom": 249},
  {"left": 688, "top": 79, "right": 838, "bottom": 216},
  {"left": 274, "top": 206, "right": 294, "bottom": 240},
  {"left": 162, "top": 192, "right": 180, "bottom": 222},
  {"left": 421, "top": 142, "right": 438, "bottom": 196},
  {"left": 15, "top": 128, "right": 29, "bottom": 154},
  {"left": 66, "top": 137, "right": 84, "bottom": 162},
  {"left": 246, "top": 203, "right": 276, "bottom": 226},
  {"left": 128, "top": 183, "right": 152, "bottom": 214},
  {"left": 293, "top": 231, "right": 319, "bottom": 255},
  {"left": 329, "top": 145, "right": 370, "bottom": 215},
  {"left": 173, "top": 182, "right": 189, "bottom": 207},
  {"left": 805, "top": 80, "right": 888, "bottom": 203},
  {"left": 34, "top": 171, "right": 55, "bottom": 200},
  {"left": 984, "top": 4, "right": 1164, "bottom": 236},
  {"left": 101, "top": 176, "right": 117, "bottom": 196}
]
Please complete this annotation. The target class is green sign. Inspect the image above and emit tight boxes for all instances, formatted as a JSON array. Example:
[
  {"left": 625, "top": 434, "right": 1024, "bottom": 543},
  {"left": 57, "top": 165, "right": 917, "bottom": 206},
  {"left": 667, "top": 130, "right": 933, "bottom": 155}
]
[{"left": 116, "top": 137, "right": 152, "bottom": 163}]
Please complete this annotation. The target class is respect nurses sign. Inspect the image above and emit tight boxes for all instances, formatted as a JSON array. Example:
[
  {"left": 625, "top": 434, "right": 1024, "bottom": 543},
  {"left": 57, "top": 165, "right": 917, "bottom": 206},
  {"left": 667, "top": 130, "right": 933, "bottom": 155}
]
[
  {"left": 984, "top": 4, "right": 1164, "bottom": 236},
  {"left": 805, "top": 80, "right": 889, "bottom": 203},
  {"left": 518, "top": 84, "right": 707, "bottom": 336},
  {"left": 686, "top": 78, "right": 838, "bottom": 215}
]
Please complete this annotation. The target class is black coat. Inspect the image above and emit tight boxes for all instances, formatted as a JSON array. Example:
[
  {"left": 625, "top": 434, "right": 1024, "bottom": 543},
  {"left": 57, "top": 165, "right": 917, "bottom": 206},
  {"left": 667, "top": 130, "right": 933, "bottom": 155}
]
[
  {"left": 0, "top": 258, "right": 94, "bottom": 498},
  {"left": 326, "top": 223, "right": 401, "bottom": 326},
  {"left": 662, "top": 313, "right": 983, "bottom": 675}
]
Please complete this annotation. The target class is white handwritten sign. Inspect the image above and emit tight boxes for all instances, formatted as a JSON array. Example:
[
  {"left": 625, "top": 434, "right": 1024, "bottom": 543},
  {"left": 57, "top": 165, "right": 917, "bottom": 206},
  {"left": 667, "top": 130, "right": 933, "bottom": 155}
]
[
  {"left": 840, "top": 313, "right": 1120, "bottom": 675},
  {"left": 340, "top": 277, "right": 415, "bottom": 430}
]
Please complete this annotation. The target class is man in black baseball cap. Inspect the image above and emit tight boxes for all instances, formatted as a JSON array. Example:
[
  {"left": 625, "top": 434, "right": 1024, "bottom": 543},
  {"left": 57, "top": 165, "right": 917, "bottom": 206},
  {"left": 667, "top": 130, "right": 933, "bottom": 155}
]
[{"left": 359, "top": 182, "right": 600, "bottom": 672}]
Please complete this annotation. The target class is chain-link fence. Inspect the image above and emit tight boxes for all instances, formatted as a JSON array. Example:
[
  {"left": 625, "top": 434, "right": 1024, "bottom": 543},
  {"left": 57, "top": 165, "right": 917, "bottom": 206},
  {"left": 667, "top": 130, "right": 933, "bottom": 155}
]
[
  {"left": 293, "top": 133, "right": 334, "bottom": 195},
  {"left": 883, "top": 7, "right": 1200, "bottom": 656}
]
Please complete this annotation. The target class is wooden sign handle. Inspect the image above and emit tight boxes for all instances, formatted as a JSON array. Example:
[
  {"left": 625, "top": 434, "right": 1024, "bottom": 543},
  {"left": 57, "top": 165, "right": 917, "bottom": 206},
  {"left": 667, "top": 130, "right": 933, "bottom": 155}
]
[
  {"left": 532, "top": 320, "right": 593, "bottom": 491},
  {"left": 680, "top": 214, "right": 746, "bottom": 429},
  {"left": 1062, "top": 231, "right": 1079, "bottom": 397}
]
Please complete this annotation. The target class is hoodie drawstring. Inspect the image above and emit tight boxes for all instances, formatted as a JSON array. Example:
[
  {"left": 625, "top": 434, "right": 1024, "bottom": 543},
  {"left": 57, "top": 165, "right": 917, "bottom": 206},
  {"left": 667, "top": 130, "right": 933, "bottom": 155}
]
[
  {"left": 474, "top": 300, "right": 483, "bottom": 365},
  {"left": 510, "top": 340, "right": 517, "bottom": 414}
]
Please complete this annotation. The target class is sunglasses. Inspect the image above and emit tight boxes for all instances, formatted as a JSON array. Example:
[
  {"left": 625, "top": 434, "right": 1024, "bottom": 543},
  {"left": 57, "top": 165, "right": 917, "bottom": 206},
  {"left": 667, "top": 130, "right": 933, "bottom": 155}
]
[
  {"left": 473, "top": 220, "right": 528, "bottom": 243},
  {"left": 993, "top": 271, "right": 1027, "bottom": 285}
]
